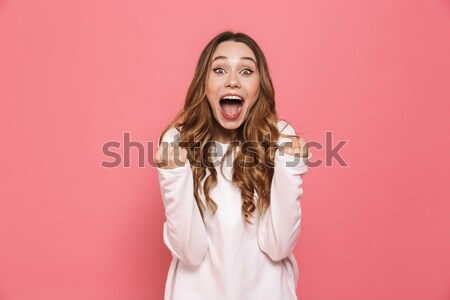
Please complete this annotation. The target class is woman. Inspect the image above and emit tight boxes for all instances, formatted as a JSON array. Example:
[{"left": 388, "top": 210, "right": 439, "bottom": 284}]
[{"left": 154, "top": 31, "right": 311, "bottom": 300}]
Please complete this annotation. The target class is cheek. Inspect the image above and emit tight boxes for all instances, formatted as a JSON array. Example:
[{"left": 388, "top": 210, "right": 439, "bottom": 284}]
[
  {"left": 248, "top": 77, "right": 260, "bottom": 96},
  {"left": 206, "top": 78, "right": 221, "bottom": 97},
  {"left": 205, "top": 77, "right": 212, "bottom": 93},
  {"left": 206, "top": 83, "right": 219, "bottom": 106}
]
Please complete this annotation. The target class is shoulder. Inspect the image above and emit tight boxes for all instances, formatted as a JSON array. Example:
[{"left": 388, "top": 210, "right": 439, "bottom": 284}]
[
  {"left": 276, "top": 119, "right": 296, "bottom": 146},
  {"left": 159, "top": 126, "right": 181, "bottom": 145},
  {"left": 277, "top": 119, "right": 296, "bottom": 135}
]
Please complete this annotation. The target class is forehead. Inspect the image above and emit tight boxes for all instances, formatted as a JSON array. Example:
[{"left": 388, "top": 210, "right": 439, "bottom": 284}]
[{"left": 212, "top": 41, "right": 256, "bottom": 62}]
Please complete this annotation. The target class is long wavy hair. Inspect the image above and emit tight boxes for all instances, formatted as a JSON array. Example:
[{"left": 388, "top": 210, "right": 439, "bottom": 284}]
[{"left": 158, "top": 31, "right": 296, "bottom": 224}]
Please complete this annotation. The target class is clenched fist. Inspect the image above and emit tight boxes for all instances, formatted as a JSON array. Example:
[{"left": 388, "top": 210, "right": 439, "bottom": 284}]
[
  {"left": 279, "top": 137, "right": 310, "bottom": 158},
  {"left": 155, "top": 141, "right": 189, "bottom": 170}
]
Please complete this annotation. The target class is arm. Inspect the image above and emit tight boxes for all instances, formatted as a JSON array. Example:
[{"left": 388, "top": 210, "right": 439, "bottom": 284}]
[
  {"left": 257, "top": 121, "right": 312, "bottom": 261},
  {"left": 157, "top": 128, "right": 208, "bottom": 267}
]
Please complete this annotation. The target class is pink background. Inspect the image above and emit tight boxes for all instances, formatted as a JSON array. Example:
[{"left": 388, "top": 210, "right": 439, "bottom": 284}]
[{"left": 1, "top": 0, "right": 449, "bottom": 299}]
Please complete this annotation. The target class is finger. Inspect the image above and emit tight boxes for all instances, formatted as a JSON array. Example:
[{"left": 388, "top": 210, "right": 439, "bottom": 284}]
[
  {"left": 155, "top": 148, "right": 162, "bottom": 163},
  {"left": 291, "top": 137, "right": 302, "bottom": 156},
  {"left": 298, "top": 138, "right": 309, "bottom": 158},
  {"left": 179, "top": 148, "right": 188, "bottom": 162},
  {"left": 300, "top": 139, "right": 309, "bottom": 157},
  {"left": 159, "top": 142, "right": 171, "bottom": 168}
]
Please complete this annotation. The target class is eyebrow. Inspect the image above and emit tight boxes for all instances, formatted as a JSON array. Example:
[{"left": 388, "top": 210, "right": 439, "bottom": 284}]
[{"left": 212, "top": 56, "right": 257, "bottom": 66}]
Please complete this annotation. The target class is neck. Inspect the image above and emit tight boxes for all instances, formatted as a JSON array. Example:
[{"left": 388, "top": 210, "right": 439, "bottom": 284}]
[{"left": 212, "top": 119, "right": 237, "bottom": 144}]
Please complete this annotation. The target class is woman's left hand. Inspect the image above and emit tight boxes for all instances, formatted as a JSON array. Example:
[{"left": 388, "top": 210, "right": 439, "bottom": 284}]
[{"left": 280, "top": 137, "right": 310, "bottom": 158}]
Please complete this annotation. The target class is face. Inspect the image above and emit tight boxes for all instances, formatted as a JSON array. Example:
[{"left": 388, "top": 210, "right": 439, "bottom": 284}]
[{"left": 206, "top": 41, "right": 260, "bottom": 141}]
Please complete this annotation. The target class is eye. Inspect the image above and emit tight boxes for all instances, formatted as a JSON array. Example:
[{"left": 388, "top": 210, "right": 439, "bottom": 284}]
[
  {"left": 213, "top": 68, "right": 226, "bottom": 74},
  {"left": 241, "top": 69, "right": 254, "bottom": 75}
]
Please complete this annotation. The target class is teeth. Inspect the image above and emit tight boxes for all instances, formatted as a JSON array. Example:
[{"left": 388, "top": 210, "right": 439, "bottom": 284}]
[{"left": 221, "top": 95, "right": 243, "bottom": 100}]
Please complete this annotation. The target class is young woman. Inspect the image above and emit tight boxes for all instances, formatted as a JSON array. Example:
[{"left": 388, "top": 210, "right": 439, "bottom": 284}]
[{"left": 155, "top": 31, "right": 311, "bottom": 300}]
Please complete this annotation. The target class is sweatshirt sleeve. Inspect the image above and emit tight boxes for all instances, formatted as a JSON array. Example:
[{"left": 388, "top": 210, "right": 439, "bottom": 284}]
[
  {"left": 157, "top": 127, "right": 208, "bottom": 267},
  {"left": 257, "top": 121, "right": 312, "bottom": 261}
]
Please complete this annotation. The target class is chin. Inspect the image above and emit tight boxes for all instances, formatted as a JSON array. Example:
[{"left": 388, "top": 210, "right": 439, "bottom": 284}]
[{"left": 218, "top": 118, "right": 241, "bottom": 128}]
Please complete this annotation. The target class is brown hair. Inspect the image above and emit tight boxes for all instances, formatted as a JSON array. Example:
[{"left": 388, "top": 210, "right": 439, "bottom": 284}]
[{"left": 158, "top": 31, "right": 297, "bottom": 224}]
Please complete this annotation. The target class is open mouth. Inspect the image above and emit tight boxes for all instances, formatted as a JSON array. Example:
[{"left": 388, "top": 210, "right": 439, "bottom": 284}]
[{"left": 219, "top": 95, "right": 244, "bottom": 117}]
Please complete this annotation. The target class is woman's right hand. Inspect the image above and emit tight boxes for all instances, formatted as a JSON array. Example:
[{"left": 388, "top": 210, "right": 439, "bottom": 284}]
[{"left": 155, "top": 141, "right": 189, "bottom": 170}]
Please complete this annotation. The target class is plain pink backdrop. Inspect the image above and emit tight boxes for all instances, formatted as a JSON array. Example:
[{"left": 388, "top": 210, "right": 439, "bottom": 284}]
[{"left": 1, "top": 0, "right": 449, "bottom": 299}]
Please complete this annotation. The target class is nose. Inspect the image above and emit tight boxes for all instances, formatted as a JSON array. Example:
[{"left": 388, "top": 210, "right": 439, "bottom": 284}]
[{"left": 225, "top": 72, "right": 241, "bottom": 88}]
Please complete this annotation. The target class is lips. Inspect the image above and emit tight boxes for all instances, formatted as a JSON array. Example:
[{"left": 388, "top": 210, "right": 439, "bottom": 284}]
[{"left": 219, "top": 93, "right": 244, "bottom": 103}]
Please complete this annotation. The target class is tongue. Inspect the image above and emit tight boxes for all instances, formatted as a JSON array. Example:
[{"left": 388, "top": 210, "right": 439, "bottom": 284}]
[{"left": 221, "top": 102, "right": 240, "bottom": 115}]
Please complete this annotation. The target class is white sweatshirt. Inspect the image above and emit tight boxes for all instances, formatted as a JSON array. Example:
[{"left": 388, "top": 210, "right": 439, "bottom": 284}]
[{"left": 157, "top": 120, "right": 312, "bottom": 300}]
